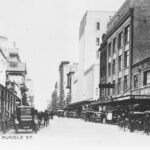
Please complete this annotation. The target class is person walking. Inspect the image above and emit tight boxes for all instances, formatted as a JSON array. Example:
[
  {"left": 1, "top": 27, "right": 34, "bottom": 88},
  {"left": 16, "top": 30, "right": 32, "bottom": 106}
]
[
  {"left": 14, "top": 114, "right": 19, "bottom": 133},
  {"left": 44, "top": 111, "right": 48, "bottom": 127},
  {"left": 2, "top": 112, "right": 6, "bottom": 134},
  {"left": 34, "top": 114, "right": 39, "bottom": 133}
]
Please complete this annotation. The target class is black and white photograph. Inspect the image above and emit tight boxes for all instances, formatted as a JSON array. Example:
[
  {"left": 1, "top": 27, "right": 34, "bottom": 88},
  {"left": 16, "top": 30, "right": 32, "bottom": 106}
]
[{"left": 0, "top": 0, "right": 150, "bottom": 149}]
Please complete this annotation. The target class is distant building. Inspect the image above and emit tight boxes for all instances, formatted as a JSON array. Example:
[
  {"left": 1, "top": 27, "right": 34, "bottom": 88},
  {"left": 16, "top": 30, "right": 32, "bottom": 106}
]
[
  {"left": 26, "top": 76, "right": 34, "bottom": 106},
  {"left": 59, "top": 61, "right": 70, "bottom": 109},
  {"left": 71, "top": 70, "right": 78, "bottom": 104},
  {"left": 66, "top": 63, "right": 78, "bottom": 104},
  {"left": 48, "top": 82, "right": 59, "bottom": 112}
]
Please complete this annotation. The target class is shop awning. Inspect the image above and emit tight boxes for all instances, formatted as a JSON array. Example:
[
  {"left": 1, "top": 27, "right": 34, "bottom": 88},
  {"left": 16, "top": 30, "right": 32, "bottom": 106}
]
[
  {"left": 91, "top": 95, "right": 150, "bottom": 106},
  {"left": 64, "top": 100, "right": 94, "bottom": 110}
]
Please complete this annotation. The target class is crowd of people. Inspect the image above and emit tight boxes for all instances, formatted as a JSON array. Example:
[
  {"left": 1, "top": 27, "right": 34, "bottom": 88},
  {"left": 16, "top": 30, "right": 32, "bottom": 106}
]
[
  {"left": 116, "top": 111, "right": 150, "bottom": 135},
  {"left": 33, "top": 111, "right": 54, "bottom": 133},
  {"left": 0, "top": 109, "right": 54, "bottom": 134}
]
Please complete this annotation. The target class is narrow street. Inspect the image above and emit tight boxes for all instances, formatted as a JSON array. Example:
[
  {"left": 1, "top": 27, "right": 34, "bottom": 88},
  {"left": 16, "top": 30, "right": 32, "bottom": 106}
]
[{"left": 1, "top": 116, "right": 150, "bottom": 148}]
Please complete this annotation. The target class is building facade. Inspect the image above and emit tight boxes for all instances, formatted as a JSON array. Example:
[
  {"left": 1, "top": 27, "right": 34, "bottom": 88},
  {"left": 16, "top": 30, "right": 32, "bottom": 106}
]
[
  {"left": 77, "top": 11, "right": 115, "bottom": 104},
  {"left": 83, "top": 64, "right": 99, "bottom": 101},
  {"left": 66, "top": 63, "right": 78, "bottom": 104},
  {"left": 26, "top": 76, "right": 34, "bottom": 106},
  {"left": 6, "top": 45, "right": 27, "bottom": 105},
  {"left": 59, "top": 61, "right": 70, "bottom": 109},
  {"left": 0, "top": 36, "right": 8, "bottom": 86},
  {"left": 98, "top": 0, "right": 150, "bottom": 117}
]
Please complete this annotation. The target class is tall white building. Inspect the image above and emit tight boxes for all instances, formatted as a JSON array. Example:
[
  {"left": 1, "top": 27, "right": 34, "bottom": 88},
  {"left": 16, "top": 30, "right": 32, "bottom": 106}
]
[{"left": 77, "top": 11, "right": 115, "bottom": 102}]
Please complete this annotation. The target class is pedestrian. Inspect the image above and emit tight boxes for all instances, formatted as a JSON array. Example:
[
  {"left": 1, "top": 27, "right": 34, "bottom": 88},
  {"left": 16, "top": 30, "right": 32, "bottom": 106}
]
[
  {"left": 37, "top": 113, "right": 41, "bottom": 129},
  {"left": 129, "top": 114, "right": 134, "bottom": 132},
  {"left": 44, "top": 112, "right": 47, "bottom": 127},
  {"left": 2, "top": 111, "right": 6, "bottom": 134},
  {"left": 144, "top": 113, "right": 150, "bottom": 135},
  {"left": 50, "top": 111, "right": 53, "bottom": 119},
  {"left": 14, "top": 114, "right": 19, "bottom": 133},
  {"left": 34, "top": 114, "right": 39, "bottom": 133}
]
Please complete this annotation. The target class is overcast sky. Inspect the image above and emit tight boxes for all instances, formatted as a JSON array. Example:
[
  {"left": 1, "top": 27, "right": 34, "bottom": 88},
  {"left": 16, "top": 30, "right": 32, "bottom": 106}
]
[{"left": 0, "top": 0, "right": 125, "bottom": 110}]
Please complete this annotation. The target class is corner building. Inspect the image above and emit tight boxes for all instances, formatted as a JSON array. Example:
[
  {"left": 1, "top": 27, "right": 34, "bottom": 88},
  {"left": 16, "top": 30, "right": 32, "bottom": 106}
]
[{"left": 98, "top": 0, "right": 150, "bottom": 121}]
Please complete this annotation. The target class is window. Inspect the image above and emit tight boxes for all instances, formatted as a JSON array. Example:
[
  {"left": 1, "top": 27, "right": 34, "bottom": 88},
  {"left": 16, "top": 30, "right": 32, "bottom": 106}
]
[
  {"left": 96, "top": 22, "right": 100, "bottom": 30},
  {"left": 118, "top": 32, "right": 123, "bottom": 49},
  {"left": 124, "top": 75, "right": 128, "bottom": 91},
  {"left": 108, "top": 63, "right": 111, "bottom": 76},
  {"left": 118, "top": 78, "right": 122, "bottom": 94},
  {"left": 113, "top": 38, "right": 117, "bottom": 54},
  {"left": 112, "top": 80, "right": 116, "bottom": 95},
  {"left": 108, "top": 42, "right": 111, "bottom": 58},
  {"left": 112, "top": 59, "right": 116, "bottom": 75},
  {"left": 134, "top": 74, "right": 138, "bottom": 88},
  {"left": 118, "top": 55, "right": 122, "bottom": 71},
  {"left": 124, "top": 50, "right": 129, "bottom": 68},
  {"left": 124, "top": 26, "right": 130, "bottom": 44},
  {"left": 96, "top": 38, "right": 100, "bottom": 46},
  {"left": 143, "top": 70, "right": 150, "bottom": 85}
]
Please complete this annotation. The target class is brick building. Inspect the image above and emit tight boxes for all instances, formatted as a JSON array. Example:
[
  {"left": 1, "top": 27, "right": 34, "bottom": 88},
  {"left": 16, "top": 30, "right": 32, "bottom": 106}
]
[{"left": 96, "top": 0, "right": 150, "bottom": 119}]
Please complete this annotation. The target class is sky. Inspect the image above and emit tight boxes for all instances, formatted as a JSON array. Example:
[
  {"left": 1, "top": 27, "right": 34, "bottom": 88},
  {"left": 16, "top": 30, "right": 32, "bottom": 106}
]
[{"left": 0, "top": 0, "right": 125, "bottom": 111}]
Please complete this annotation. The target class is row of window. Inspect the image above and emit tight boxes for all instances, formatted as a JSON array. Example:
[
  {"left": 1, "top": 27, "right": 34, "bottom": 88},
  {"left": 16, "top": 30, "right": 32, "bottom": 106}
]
[
  {"left": 96, "top": 21, "right": 100, "bottom": 46},
  {"left": 106, "top": 70, "right": 150, "bottom": 97},
  {"left": 108, "top": 50, "right": 129, "bottom": 76},
  {"left": 108, "top": 25, "right": 130, "bottom": 57},
  {"left": 107, "top": 75, "right": 129, "bottom": 96},
  {"left": 134, "top": 70, "right": 150, "bottom": 89}
]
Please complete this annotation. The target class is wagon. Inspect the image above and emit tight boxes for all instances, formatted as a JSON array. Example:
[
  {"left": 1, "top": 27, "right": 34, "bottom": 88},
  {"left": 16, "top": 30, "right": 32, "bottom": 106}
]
[{"left": 15, "top": 106, "right": 35, "bottom": 133}]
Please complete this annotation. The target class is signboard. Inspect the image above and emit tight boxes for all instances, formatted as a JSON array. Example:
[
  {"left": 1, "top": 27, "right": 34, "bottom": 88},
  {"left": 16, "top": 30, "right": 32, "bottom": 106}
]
[
  {"left": 107, "top": 113, "right": 112, "bottom": 120},
  {"left": 99, "top": 83, "right": 115, "bottom": 88},
  {"left": 21, "top": 108, "right": 31, "bottom": 115}
]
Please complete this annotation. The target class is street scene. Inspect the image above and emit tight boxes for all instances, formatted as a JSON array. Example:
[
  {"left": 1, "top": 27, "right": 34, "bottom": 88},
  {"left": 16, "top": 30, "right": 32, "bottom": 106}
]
[
  {"left": 1, "top": 0, "right": 150, "bottom": 148},
  {"left": 1, "top": 116, "right": 150, "bottom": 146}
]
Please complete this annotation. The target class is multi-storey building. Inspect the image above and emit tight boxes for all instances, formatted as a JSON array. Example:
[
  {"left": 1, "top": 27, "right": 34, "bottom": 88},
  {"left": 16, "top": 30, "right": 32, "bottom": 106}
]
[
  {"left": 47, "top": 82, "right": 59, "bottom": 112},
  {"left": 71, "top": 70, "right": 78, "bottom": 104},
  {"left": 6, "top": 44, "right": 27, "bottom": 105},
  {"left": 98, "top": 0, "right": 150, "bottom": 116},
  {"left": 59, "top": 61, "right": 70, "bottom": 109},
  {"left": 66, "top": 63, "right": 78, "bottom": 105},
  {"left": 26, "top": 76, "right": 34, "bottom": 106},
  {"left": 77, "top": 11, "right": 115, "bottom": 108},
  {"left": 0, "top": 36, "right": 8, "bottom": 86}
]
